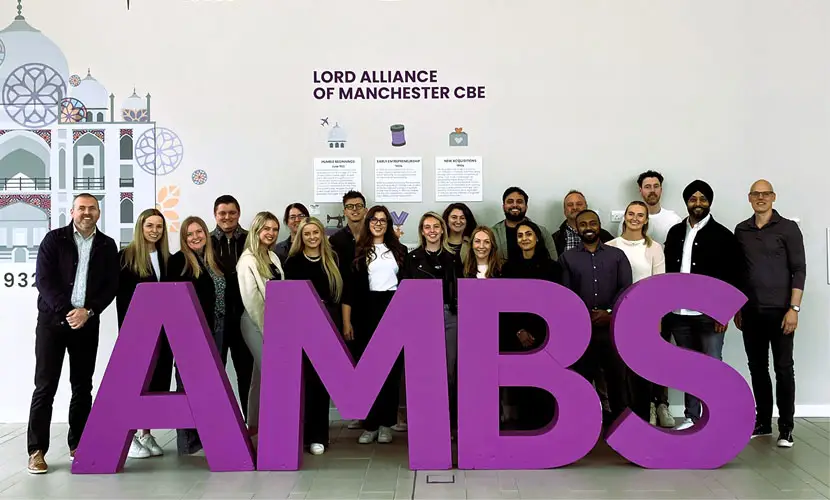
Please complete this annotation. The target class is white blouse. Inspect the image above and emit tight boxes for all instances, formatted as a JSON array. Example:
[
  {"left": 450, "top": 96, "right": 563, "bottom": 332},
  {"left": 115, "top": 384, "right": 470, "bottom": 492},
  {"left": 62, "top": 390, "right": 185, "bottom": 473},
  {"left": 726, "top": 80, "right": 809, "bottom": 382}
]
[{"left": 368, "top": 244, "right": 399, "bottom": 291}]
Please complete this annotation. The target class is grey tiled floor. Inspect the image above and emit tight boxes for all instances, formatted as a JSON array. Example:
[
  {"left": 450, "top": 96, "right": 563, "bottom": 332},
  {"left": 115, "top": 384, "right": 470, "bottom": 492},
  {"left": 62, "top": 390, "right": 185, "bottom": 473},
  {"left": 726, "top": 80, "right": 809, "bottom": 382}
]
[{"left": 0, "top": 419, "right": 827, "bottom": 499}]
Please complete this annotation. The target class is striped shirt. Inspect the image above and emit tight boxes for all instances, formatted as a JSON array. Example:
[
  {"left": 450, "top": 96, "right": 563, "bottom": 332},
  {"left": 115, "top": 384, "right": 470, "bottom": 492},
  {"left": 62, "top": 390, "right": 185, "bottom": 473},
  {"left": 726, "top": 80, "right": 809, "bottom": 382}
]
[{"left": 70, "top": 226, "right": 96, "bottom": 308}]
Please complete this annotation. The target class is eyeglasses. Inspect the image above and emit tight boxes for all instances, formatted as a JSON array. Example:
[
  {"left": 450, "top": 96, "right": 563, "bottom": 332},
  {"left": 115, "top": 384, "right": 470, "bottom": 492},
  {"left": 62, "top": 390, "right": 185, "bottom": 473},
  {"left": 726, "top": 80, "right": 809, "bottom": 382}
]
[
  {"left": 345, "top": 203, "right": 365, "bottom": 210},
  {"left": 288, "top": 214, "right": 307, "bottom": 221},
  {"left": 369, "top": 218, "right": 388, "bottom": 226},
  {"left": 749, "top": 191, "right": 774, "bottom": 199}
]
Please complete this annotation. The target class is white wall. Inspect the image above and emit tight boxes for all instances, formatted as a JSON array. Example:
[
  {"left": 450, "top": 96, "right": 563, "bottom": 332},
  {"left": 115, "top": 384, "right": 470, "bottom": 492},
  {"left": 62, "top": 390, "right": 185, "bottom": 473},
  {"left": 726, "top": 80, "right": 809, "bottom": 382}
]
[{"left": 1, "top": 0, "right": 827, "bottom": 421}]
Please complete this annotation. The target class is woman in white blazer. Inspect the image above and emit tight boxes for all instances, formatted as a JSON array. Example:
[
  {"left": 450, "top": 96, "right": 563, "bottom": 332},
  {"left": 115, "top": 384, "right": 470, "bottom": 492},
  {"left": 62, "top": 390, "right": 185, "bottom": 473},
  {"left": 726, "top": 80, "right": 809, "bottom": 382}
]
[{"left": 237, "top": 211, "right": 285, "bottom": 437}]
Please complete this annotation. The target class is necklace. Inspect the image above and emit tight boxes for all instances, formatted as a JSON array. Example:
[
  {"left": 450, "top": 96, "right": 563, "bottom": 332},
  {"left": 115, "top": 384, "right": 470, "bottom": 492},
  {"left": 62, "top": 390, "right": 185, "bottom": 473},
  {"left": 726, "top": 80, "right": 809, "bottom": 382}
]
[{"left": 304, "top": 253, "right": 321, "bottom": 262}]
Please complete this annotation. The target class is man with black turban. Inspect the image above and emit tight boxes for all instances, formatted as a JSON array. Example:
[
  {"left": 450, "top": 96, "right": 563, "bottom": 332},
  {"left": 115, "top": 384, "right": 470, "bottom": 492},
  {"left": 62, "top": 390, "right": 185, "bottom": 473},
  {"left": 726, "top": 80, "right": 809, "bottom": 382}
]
[{"left": 661, "top": 179, "right": 745, "bottom": 431}]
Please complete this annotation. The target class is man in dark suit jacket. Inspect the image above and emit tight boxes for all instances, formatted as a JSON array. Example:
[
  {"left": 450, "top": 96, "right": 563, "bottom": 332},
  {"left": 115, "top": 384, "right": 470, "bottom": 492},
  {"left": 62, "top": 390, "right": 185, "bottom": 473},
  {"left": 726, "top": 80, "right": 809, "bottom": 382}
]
[
  {"left": 210, "top": 195, "right": 253, "bottom": 422},
  {"left": 662, "top": 180, "right": 744, "bottom": 431},
  {"left": 27, "top": 194, "right": 119, "bottom": 474}
]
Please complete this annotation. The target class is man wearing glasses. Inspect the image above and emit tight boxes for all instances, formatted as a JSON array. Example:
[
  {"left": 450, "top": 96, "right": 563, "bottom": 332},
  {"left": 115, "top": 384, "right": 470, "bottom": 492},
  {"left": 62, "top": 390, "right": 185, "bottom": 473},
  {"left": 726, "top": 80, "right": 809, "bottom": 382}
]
[
  {"left": 734, "top": 179, "right": 806, "bottom": 448},
  {"left": 330, "top": 190, "right": 367, "bottom": 275}
]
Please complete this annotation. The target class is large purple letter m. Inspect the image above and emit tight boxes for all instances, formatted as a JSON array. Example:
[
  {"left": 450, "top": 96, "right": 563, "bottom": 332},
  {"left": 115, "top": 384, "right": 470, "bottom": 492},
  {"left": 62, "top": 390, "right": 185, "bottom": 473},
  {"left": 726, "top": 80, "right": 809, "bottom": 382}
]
[{"left": 258, "top": 280, "right": 452, "bottom": 470}]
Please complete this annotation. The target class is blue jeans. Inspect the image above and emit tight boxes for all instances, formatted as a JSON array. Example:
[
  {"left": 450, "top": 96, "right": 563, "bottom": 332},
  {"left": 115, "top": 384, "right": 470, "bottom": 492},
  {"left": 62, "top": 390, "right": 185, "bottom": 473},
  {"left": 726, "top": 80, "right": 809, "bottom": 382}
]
[{"left": 664, "top": 313, "right": 724, "bottom": 421}]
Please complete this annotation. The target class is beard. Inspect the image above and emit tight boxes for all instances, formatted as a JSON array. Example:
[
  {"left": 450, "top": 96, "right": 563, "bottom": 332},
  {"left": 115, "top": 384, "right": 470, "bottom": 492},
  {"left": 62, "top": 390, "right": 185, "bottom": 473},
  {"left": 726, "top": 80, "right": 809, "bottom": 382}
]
[
  {"left": 579, "top": 230, "right": 599, "bottom": 243},
  {"left": 689, "top": 206, "right": 710, "bottom": 220},
  {"left": 504, "top": 209, "right": 526, "bottom": 223},
  {"left": 645, "top": 193, "right": 659, "bottom": 206}
]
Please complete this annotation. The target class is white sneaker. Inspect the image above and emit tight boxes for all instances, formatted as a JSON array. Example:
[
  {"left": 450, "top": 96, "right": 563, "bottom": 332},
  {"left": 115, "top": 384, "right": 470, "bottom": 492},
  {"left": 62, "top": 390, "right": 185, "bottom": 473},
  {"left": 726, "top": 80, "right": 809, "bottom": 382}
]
[
  {"left": 391, "top": 422, "right": 407, "bottom": 432},
  {"left": 127, "top": 435, "right": 151, "bottom": 459},
  {"left": 656, "top": 404, "right": 675, "bottom": 428},
  {"left": 358, "top": 430, "right": 378, "bottom": 444},
  {"left": 649, "top": 403, "right": 657, "bottom": 426},
  {"left": 310, "top": 443, "right": 325, "bottom": 455},
  {"left": 138, "top": 434, "right": 163, "bottom": 456},
  {"left": 676, "top": 418, "right": 694, "bottom": 431},
  {"left": 347, "top": 420, "right": 363, "bottom": 430},
  {"left": 378, "top": 426, "right": 393, "bottom": 444}
]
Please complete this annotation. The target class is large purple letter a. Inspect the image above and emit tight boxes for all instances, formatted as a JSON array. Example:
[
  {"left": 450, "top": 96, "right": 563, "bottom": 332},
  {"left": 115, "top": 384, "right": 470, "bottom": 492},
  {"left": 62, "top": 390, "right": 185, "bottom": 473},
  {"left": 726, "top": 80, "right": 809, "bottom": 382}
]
[{"left": 72, "top": 282, "right": 254, "bottom": 473}]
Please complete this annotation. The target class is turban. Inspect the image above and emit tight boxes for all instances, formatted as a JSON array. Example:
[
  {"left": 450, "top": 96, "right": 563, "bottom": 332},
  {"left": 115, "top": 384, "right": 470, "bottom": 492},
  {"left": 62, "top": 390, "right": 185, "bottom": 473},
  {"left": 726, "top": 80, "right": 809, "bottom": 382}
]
[{"left": 683, "top": 179, "right": 713, "bottom": 203}]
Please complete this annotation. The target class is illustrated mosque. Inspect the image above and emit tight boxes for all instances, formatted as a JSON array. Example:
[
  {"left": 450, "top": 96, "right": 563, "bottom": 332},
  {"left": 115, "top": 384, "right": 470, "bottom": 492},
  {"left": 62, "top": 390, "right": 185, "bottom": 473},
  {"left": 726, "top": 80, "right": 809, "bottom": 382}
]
[{"left": 0, "top": 1, "right": 167, "bottom": 263}]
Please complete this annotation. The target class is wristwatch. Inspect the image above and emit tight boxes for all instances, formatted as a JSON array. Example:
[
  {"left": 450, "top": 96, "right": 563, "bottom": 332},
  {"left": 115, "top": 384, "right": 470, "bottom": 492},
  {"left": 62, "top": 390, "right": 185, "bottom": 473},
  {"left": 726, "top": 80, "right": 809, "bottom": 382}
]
[
  {"left": 790, "top": 305, "right": 800, "bottom": 312},
  {"left": 86, "top": 309, "right": 94, "bottom": 317}
]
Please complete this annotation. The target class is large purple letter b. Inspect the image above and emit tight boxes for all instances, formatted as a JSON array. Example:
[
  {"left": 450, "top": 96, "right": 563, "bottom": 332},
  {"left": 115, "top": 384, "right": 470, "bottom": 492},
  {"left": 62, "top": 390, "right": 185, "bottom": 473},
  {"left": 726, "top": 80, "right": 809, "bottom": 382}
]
[{"left": 456, "top": 279, "right": 600, "bottom": 469}]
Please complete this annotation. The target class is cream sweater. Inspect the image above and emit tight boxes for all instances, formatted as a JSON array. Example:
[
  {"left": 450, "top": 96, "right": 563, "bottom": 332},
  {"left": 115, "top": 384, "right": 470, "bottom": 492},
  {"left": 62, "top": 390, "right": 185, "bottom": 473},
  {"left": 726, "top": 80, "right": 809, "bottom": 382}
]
[
  {"left": 237, "top": 248, "right": 284, "bottom": 331},
  {"left": 607, "top": 237, "right": 666, "bottom": 283}
]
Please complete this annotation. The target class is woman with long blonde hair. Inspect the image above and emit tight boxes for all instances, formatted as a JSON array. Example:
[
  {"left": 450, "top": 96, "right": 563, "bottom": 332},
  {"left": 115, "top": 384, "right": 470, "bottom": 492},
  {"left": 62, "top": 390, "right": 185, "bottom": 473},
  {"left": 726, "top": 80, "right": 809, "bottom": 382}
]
[
  {"left": 167, "top": 215, "right": 227, "bottom": 455},
  {"left": 237, "top": 211, "right": 284, "bottom": 437},
  {"left": 607, "top": 200, "right": 668, "bottom": 427},
  {"left": 116, "top": 208, "right": 171, "bottom": 459},
  {"left": 283, "top": 217, "right": 342, "bottom": 455},
  {"left": 403, "top": 211, "right": 464, "bottom": 437}
]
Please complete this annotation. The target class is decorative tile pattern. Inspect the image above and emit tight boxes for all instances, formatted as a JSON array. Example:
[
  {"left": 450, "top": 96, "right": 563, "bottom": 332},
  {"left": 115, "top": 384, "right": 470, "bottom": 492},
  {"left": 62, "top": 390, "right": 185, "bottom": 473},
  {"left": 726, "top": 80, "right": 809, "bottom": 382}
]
[
  {"left": 120, "top": 192, "right": 133, "bottom": 201},
  {"left": 0, "top": 194, "right": 51, "bottom": 221},
  {"left": 119, "top": 128, "right": 133, "bottom": 138},
  {"left": 73, "top": 129, "right": 105, "bottom": 143}
]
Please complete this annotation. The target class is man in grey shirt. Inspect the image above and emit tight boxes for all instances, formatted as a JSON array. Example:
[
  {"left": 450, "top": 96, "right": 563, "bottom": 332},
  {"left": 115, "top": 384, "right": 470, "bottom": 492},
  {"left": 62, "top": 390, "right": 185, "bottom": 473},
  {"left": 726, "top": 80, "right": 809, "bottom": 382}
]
[{"left": 734, "top": 179, "right": 805, "bottom": 448}]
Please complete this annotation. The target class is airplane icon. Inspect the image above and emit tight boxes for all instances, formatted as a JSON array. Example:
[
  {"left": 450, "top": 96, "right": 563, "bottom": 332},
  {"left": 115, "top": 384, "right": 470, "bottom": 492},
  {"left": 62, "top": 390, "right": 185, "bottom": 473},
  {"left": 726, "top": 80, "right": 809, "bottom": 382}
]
[{"left": 320, "top": 117, "right": 329, "bottom": 126}]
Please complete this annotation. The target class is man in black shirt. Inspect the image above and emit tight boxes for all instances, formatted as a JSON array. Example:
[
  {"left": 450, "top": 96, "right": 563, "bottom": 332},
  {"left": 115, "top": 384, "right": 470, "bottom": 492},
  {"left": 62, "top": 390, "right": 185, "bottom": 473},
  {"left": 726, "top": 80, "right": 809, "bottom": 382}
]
[
  {"left": 210, "top": 195, "right": 253, "bottom": 423},
  {"left": 734, "top": 179, "right": 805, "bottom": 447},
  {"left": 560, "top": 210, "right": 633, "bottom": 426},
  {"left": 663, "top": 180, "right": 744, "bottom": 431},
  {"left": 27, "top": 193, "right": 119, "bottom": 474},
  {"left": 491, "top": 187, "right": 556, "bottom": 263}
]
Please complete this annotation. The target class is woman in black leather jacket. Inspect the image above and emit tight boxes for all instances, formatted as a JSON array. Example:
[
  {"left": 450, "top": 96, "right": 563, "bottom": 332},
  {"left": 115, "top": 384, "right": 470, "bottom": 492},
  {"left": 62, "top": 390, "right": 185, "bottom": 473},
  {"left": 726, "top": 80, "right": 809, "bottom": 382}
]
[{"left": 403, "top": 211, "right": 464, "bottom": 436}]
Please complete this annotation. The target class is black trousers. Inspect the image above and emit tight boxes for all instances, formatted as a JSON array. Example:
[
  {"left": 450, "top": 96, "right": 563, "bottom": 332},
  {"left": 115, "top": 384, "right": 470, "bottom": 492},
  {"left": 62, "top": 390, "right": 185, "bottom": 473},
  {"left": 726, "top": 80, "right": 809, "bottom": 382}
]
[
  {"left": 360, "top": 291, "right": 402, "bottom": 432},
  {"left": 651, "top": 327, "right": 674, "bottom": 406},
  {"left": 221, "top": 316, "right": 254, "bottom": 422},
  {"left": 742, "top": 307, "right": 795, "bottom": 432},
  {"left": 573, "top": 326, "right": 629, "bottom": 421},
  {"left": 27, "top": 318, "right": 100, "bottom": 455},
  {"left": 147, "top": 332, "right": 174, "bottom": 393},
  {"left": 303, "top": 354, "right": 331, "bottom": 445}
]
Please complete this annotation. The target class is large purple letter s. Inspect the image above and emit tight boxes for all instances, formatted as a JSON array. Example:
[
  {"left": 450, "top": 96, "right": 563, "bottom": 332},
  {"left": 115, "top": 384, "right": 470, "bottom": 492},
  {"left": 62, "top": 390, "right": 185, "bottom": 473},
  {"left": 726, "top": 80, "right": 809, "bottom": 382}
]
[
  {"left": 606, "top": 273, "right": 755, "bottom": 468},
  {"left": 258, "top": 279, "right": 451, "bottom": 470}
]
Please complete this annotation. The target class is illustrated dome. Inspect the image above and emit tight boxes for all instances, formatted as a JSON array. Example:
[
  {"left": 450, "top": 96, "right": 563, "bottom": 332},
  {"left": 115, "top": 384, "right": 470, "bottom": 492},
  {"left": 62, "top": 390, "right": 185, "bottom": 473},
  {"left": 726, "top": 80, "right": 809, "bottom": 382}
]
[
  {"left": 327, "top": 123, "right": 347, "bottom": 148},
  {"left": 0, "top": 4, "right": 71, "bottom": 128},
  {"left": 69, "top": 69, "right": 109, "bottom": 110},
  {"left": 121, "top": 88, "right": 148, "bottom": 122}
]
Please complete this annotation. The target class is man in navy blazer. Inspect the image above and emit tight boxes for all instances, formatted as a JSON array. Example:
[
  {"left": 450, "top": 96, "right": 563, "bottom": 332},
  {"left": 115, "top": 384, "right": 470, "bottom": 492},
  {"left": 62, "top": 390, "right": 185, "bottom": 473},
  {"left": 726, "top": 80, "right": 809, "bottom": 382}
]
[{"left": 26, "top": 193, "right": 119, "bottom": 474}]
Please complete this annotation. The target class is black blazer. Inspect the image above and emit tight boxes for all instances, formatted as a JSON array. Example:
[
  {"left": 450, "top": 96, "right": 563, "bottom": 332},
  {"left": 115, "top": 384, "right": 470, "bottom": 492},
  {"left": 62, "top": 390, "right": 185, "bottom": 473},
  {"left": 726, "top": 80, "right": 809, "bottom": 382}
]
[
  {"left": 211, "top": 229, "right": 247, "bottom": 325},
  {"left": 664, "top": 216, "right": 744, "bottom": 290},
  {"left": 403, "top": 246, "right": 464, "bottom": 312},
  {"left": 167, "top": 251, "right": 220, "bottom": 332},
  {"left": 500, "top": 255, "right": 562, "bottom": 351},
  {"left": 116, "top": 248, "right": 168, "bottom": 327},
  {"left": 35, "top": 223, "right": 119, "bottom": 324}
]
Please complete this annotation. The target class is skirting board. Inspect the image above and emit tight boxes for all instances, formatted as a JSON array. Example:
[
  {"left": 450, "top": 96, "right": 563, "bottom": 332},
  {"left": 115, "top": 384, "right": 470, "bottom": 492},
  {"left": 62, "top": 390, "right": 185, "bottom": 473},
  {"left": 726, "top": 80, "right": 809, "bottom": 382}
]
[{"left": 327, "top": 404, "right": 830, "bottom": 422}]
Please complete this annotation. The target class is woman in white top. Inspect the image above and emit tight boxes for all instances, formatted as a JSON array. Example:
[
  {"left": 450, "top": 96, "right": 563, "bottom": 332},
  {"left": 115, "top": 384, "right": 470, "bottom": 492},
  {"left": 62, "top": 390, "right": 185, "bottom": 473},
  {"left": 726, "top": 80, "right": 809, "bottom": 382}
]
[
  {"left": 463, "top": 226, "right": 502, "bottom": 279},
  {"left": 116, "top": 208, "right": 170, "bottom": 459},
  {"left": 607, "top": 200, "right": 672, "bottom": 428},
  {"left": 342, "top": 206, "right": 408, "bottom": 445},
  {"left": 237, "top": 211, "right": 285, "bottom": 437}
]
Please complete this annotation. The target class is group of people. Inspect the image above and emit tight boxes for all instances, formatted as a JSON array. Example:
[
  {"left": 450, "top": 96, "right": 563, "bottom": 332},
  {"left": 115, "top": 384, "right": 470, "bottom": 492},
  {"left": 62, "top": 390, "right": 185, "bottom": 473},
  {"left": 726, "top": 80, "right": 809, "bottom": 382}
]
[{"left": 25, "top": 170, "right": 806, "bottom": 475}]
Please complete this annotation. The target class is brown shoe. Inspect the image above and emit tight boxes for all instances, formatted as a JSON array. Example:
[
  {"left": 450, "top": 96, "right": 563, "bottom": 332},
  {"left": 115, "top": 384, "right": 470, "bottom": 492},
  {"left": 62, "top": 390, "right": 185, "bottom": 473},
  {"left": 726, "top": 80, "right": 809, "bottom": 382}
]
[{"left": 27, "top": 451, "right": 47, "bottom": 474}]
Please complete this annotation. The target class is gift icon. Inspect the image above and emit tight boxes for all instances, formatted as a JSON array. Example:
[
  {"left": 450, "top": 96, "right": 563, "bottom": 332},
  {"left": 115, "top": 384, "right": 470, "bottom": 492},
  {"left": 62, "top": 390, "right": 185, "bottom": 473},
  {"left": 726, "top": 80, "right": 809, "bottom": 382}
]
[{"left": 449, "top": 127, "right": 468, "bottom": 147}]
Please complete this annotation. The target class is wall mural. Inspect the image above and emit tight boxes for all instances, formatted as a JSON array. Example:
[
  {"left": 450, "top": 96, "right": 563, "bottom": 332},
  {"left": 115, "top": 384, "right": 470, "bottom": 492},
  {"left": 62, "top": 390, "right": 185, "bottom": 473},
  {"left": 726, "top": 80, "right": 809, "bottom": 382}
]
[{"left": 0, "top": 0, "right": 191, "bottom": 273}]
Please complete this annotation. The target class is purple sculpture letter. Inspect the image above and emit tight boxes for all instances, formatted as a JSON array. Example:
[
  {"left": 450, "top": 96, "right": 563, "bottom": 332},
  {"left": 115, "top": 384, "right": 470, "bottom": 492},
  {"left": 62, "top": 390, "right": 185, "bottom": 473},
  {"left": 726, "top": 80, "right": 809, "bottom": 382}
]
[
  {"left": 605, "top": 273, "right": 755, "bottom": 468},
  {"left": 258, "top": 280, "right": 451, "bottom": 470},
  {"left": 456, "top": 279, "right": 600, "bottom": 469},
  {"left": 72, "top": 282, "right": 254, "bottom": 473}
]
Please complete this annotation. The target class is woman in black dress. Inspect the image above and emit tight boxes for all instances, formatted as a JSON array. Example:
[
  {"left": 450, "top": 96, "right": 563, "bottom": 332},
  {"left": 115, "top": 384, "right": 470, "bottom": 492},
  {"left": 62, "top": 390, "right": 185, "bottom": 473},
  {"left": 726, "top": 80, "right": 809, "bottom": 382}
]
[{"left": 283, "top": 217, "right": 343, "bottom": 455}]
